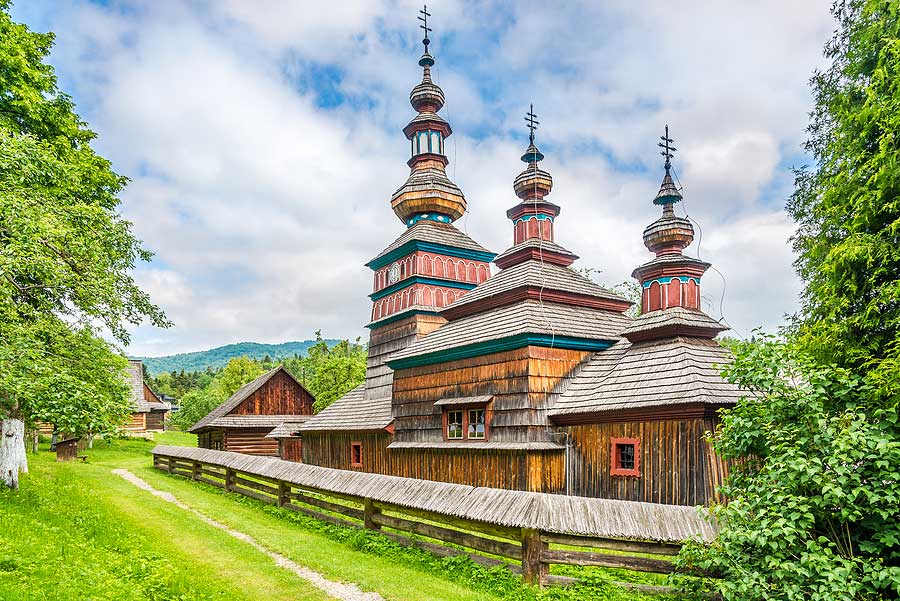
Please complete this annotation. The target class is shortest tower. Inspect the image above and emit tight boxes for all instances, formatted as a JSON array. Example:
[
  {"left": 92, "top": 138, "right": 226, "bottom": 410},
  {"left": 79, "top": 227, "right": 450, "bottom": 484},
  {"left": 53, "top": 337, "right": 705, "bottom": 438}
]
[{"left": 632, "top": 127, "right": 710, "bottom": 314}]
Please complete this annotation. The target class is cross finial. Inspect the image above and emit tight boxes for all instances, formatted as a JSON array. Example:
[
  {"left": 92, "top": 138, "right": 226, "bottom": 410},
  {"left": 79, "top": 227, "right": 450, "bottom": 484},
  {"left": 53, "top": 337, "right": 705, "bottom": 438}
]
[
  {"left": 658, "top": 124, "right": 677, "bottom": 172},
  {"left": 525, "top": 104, "right": 539, "bottom": 144},
  {"left": 418, "top": 5, "right": 432, "bottom": 51}
]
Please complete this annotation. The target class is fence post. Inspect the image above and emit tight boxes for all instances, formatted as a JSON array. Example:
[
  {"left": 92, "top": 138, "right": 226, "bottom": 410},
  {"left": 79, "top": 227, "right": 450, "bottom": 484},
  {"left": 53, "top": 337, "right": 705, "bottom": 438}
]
[
  {"left": 364, "top": 498, "right": 381, "bottom": 531},
  {"left": 521, "top": 528, "right": 547, "bottom": 586},
  {"left": 167, "top": 456, "right": 174, "bottom": 473},
  {"left": 192, "top": 460, "right": 200, "bottom": 481},
  {"left": 278, "top": 481, "right": 290, "bottom": 507},
  {"left": 225, "top": 468, "right": 235, "bottom": 492}
]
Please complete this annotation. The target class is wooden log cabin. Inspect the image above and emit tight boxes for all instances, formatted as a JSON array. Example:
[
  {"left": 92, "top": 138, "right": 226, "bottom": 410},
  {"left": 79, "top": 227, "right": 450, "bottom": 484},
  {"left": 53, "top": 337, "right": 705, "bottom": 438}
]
[
  {"left": 190, "top": 365, "right": 315, "bottom": 457},
  {"left": 299, "top": 32, "right": 745, "bottom": 507},
  {"left": 125, "top": 359, "right": 170, "bottom": 433}
]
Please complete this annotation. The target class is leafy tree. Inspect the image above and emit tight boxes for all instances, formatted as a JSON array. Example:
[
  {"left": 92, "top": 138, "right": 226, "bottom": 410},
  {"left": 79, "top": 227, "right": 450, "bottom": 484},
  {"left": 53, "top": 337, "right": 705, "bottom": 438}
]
[
  {"left": 677, "top": 338, "right": 900, "bottom": 599},
  {"left": 788, "top": 0, "right": 900, "bottom": 389},
  {"left": 283, "top": 332, "right": 366, "bottom": 412},
  {"left": 170, "top": 357, "right": 264, "bottom": 431},
  {"left": 0, "top": 3, "right": 167, "bottom": 488}
]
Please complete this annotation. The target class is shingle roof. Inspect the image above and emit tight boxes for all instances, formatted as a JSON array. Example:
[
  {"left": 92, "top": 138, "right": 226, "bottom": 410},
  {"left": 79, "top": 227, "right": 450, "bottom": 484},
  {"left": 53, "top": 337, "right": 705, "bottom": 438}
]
[
  {"left": 368, "top": 220, "right": 492, "bottom": 266},
  {"left": 442, "top": 260, "right": 628, "bottom": 315},
  {"left": 389, "top": 300, "right": 631, "bottom": 363},
  {"left": 492, "top": 238, "right": 577, "bottom": 265},
  {"left": 266, "top": 420, "right": 311, "bottom": 438},
  {"left": 208, "top": 415, "right": 311, "bottom": 429},
  {"left": 126, "top": 360, "right": 167, "bottom": 413},
  {"left": 154, "top": 445, "right": 719, "bottom": 542},
  {"left": 189, "top": 366, "right": 310, "bottom": 432},
  {"left": 549, "top": 337, "right": 746, "bottom": 417},
  {"left": 300, "top": 385, "right": 393, "bottom": 432},
  {"left": 621, "top": 307, "right": 728, "bottom": 338}
]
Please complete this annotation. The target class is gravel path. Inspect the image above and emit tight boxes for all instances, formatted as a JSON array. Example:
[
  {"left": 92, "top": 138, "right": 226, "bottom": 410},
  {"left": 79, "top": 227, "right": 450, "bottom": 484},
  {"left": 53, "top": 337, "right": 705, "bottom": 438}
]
[{"left": 113, "top": 469, "right": 384, "bottom": 601}]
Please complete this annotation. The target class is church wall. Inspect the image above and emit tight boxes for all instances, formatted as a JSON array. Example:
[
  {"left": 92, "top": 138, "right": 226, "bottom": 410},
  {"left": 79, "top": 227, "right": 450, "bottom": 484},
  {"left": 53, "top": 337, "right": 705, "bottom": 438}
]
[{"left": 562, "top": 417, "right": 728, "bottom": 506}]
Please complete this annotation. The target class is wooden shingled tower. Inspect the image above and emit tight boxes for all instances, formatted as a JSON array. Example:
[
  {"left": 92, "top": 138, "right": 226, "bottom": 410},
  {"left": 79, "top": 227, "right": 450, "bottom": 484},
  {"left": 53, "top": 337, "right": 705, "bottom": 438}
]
[{"left": 362, "top": 8, "right": 494, "bottom": 402}]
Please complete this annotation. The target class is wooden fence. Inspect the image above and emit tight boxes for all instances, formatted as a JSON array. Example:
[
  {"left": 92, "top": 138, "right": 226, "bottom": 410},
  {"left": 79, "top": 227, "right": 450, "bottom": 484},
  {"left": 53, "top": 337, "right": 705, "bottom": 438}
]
[{"left": 152, "top": 446, "right": 711, "bottom": 591}]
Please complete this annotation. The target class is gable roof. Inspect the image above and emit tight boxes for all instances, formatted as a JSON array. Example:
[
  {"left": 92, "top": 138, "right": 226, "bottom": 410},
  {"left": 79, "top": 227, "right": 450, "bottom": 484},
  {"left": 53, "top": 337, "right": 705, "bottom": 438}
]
[
  {"left": 300, "top": 384, "right": 393, "bottom": 432},
  {"left": 387, "top": 300, "right": 631, "bottom": 368},
  {"left": 126, "top": 360, "right": 168, "bottom": 413},
  {"left": 188, "top": 365, "right": 311, "bottom": 432},
  {"left": 549, "top": 336, "right": 745, "bottom": 418}
]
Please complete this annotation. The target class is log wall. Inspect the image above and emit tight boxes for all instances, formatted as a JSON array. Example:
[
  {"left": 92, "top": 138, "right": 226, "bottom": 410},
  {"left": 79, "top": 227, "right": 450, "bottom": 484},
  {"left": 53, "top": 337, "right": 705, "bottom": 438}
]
[
  {"left": 564, "top": 418, "right": 728, "bottom": 506},
  {"left": 146, "top": 411, "right": 166, "bottom": 431},
  {"left": 224, "top": 429, "right": 278, "bottom": 456}
]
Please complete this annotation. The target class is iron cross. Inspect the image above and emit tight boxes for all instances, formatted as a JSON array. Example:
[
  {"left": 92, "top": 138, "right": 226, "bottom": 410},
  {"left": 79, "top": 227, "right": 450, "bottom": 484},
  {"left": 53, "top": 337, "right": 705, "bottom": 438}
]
[
  {"left": 658, "top": 125, "right": 677, "bottom": 170},
  {"left": 525, "top": 104, "right": 539, "bottom": 144},
  {"left": 418, "top": 5, "right": 432, "bottom": 49}
]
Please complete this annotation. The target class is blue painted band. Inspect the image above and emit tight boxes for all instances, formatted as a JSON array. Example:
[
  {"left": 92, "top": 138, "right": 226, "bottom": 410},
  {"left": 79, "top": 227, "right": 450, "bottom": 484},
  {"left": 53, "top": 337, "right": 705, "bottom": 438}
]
[
  {"left": 367, "top": 308, "right": 441, "bottom": 329},
  {"left": 386, "top": 334, "right": 614, "bottom": 369},
  {"left": 407, "top": 213, "right": 453, "bottom": 227},
  {"left": 369, "top": 276, "right": 477, "bottom": 301},
  {"left": 642, "top": 276, "right": 701, "bottom": 288},
  {"left": 513, "top": 214, "right": 554, "bottom": 224},
  {"left": 367, "top": 241, "right": 496, "bottom": 270}
]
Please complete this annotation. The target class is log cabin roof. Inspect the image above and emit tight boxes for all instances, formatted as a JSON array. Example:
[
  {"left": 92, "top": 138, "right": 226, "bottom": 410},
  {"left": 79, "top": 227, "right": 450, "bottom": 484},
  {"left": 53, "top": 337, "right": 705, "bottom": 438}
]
[
  {"left": 189, "top": 365, "right": 310, "bottom": 432},
  {"left": 153, "top": 445, "right": 718, "bottom": 542},
  {"left": 441, "top": 261, "right": 628, "bottom": 317},
  {"left": 266, "top": 420, "right": 310, "bottom": 438},
  {"left": 387, "top": 300, "right": 631, "bottom": 367},
  {"left": 549, "top": 336, "right": 745, "bottom": 417},
  {"left": 300, "top": 384, "right": 393, "bottom": 432},
  {"left": 127, "top": 360, "right": 168, "bottom": 413},
  {"left": 367, "top": 220, "right": 493, "bottom": 267},
  {"left": 206, "top": 415, "right": 312, "bottom": 429}
]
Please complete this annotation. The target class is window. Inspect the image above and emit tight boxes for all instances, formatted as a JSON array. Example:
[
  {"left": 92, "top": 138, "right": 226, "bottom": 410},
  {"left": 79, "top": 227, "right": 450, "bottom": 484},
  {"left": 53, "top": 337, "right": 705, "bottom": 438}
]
[
  {"left": 610, "top": 437, "right": 641, "bottom": 477},
  {"left": 447, "top": 410, "right": 463, "bottom": 439},
  {"left": 430, "top": 131, "right": 441, "bottom": 155},
  {"left": 350, "top": 441, "right": 362, "bottom": 467},
  {"left": 443, "top": 406, "right": 489, "bottom": 441}
]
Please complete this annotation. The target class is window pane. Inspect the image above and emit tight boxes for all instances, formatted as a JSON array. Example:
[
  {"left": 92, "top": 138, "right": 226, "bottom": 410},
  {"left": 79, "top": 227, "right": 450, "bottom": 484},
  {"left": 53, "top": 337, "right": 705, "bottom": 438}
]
[
  {"left": 617, "top": 443, "right": 635, "bottom": 470},
  {"left": 447, "top": 410, "right": 463, "bottom": 439},
  {"left": 431, "top": 132, "right": 441, "bottom": 155},
  {"left": 468, "top": 409, "right": 485, "bottom": 439}
]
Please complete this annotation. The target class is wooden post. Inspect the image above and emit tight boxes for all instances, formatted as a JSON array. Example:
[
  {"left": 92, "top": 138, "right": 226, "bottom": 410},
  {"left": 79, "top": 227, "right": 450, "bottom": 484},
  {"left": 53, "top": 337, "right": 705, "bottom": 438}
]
[
  {"left": 277, "top": 481, "right": 290, "bottom": 507},
  {"left": 167, "top": 456, "right": 174, "bottom": 473},
  {"left": 191, "top": 460, "right": 200, "bottom": 480},
  {"left": 225, "top": 467, "right": 235, "bottom": 492},
  {"left": 364, "top": 498, "right": 381, "bottom": 531},
  {"left": 521, "top": 528, "right": 547, "bottom": 586}
]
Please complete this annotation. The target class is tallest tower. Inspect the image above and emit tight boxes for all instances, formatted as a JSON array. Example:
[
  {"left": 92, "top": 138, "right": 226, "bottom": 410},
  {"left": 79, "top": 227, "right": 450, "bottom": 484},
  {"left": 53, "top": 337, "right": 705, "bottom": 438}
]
[{"left": 364, "top": 7, "right": 494, "bottom": 400}]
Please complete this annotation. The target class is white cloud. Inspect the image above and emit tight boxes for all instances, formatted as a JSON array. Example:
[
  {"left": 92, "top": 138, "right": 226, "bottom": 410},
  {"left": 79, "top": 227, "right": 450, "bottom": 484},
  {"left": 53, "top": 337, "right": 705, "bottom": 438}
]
[{"left": 15, "top": 0, "right": 830, "bottom": 356}]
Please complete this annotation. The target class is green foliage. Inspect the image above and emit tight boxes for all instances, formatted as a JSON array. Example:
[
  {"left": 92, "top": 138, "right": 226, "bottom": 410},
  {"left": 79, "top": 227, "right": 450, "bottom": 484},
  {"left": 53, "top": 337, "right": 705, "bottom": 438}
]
[
  {"left": 675, "top": 337, "right": 900, "bottom": 599},
  {"left": 169, "top": 357, "right": 263, "bottom": 430},
  {"left": 788, "top": 0, "right": 900, "bottom": 387},
  {"left": 283, "top": 331, "right": 367, "bottom": 412},
  {"left": 0, "top": 4, "right": 166, "bottom": 434},
  {"left": 139, "top": 340, "right": 339, "bottom": 376}
]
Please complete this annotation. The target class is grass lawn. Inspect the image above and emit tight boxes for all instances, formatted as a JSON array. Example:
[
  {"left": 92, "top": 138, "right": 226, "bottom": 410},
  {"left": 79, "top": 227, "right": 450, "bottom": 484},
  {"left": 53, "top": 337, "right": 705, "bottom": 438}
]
[{"left": 0, "top": 432, "right": 673, "bottom": 601}]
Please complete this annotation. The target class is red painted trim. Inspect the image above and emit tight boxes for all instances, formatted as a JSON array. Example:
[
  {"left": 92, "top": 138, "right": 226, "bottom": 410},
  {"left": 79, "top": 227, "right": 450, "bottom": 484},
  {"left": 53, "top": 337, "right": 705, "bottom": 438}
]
[
  {"left": 505, "top": 201, "right": 561, "bottom": 221},
  {"left": 441, "top": 286, "right": 632, "bottom": 320},
  {"left": 350, "top": 441, "right": 363, "bottom": 467},
  {"left": 610, "top": 436, "right": 641, "bottom": 477},
  {"left": 441, "top": 403, "right": 491, "bottom": 441},
  {"left": 403, "top": 120, "right": 452, "bottom": 138},
  {"left": 384, "top": 422, "right": 395, "bottom": 435},
  {"left": 407, "top": 153, "right": 450, "bottom": 169},
  {"left": 623, "top": 324, "right": 724, "bottom": 343}
]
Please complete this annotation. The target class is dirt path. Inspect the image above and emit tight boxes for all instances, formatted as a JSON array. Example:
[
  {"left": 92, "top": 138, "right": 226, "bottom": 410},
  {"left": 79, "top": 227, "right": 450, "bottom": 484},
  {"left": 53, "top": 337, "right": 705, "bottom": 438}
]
[{"left": 112, "top": 469, "right": 385, "bottom": 601}]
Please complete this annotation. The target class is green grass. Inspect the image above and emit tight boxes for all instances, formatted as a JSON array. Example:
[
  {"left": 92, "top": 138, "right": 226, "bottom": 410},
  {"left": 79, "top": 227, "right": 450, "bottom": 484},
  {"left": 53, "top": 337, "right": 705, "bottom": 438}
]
[{"left": 0, "top": 434, "right": 677, "bottom": 600}]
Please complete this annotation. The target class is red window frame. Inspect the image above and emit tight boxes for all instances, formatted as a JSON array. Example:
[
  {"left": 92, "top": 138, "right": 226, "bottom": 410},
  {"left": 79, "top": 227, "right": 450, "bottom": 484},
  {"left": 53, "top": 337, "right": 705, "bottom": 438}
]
[
  {"left": 610, "top": 437, "right": 641, "bottom": 477},
  {"left": 441, "top": 405, "right": 490, "bottom": 441},
  {"left": 350, "top": 441, "right": 363, "bottom": 467}
]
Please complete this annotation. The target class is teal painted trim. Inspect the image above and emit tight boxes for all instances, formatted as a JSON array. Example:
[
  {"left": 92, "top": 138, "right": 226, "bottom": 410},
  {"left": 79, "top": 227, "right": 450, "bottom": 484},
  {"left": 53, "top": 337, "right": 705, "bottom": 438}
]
[
  {"left": 369, "top": 276, "right": 477, "bottom": 301},
  {"left": 642, "top": 276, "right": 701, "bottom": 288},
  {"left": 387, "top": 334, "right": 614, "bottom": 369},
  {"left": 367, "top": 241, "right": 496, "bottom": 270},
  {"left": 513, "top": 213, "right": 554, "bottom": 224},
  {"left": 366, "top": 308, "right": 441, "bottom": 329},
  {"left": 407, "top": 213, "right": 452, "bottom": 227}
]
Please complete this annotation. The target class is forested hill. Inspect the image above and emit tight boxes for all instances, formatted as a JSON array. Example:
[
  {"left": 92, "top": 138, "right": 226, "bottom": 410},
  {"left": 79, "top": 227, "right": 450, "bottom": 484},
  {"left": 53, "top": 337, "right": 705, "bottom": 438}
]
[{"left": 138, "top": 340, "right": 339, "bottom": 375}]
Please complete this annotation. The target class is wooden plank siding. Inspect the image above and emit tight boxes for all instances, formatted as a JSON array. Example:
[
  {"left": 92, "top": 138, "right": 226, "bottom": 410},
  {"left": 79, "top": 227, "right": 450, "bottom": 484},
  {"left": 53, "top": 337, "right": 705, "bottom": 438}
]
[
  {"left": 124, "top": 412, "right": 145, "bottom": 431},
  {"left": 302, "top": 432, "right": 393, "bottom": 473},
  {"left": 564, "top": 418, "right": 728, "bottom": 506},
  {"left": 224, "top": 429, "right": 279, "bottom": 456},
  {"left": 280, "top": 439, "right": 303, "bottom": 462},
  {"left": 231, "top": 370, "right": 314, "bottom": 416},
  {"left": 145, "top": 411, "right": 166, "bottom": 431}
]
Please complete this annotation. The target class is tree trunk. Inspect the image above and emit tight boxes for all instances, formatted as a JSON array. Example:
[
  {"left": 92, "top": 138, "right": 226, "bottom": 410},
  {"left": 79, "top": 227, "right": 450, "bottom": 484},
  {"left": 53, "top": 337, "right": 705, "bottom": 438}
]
[{"left": 1, "top": 418, "right": 27, "bottom": 489}]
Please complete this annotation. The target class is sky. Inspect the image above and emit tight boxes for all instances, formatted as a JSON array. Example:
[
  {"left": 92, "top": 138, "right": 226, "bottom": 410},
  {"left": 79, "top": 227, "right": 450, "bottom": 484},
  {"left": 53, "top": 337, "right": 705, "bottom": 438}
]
[{"left": 12, "top": 0, "right": 836, "bottom": 357}]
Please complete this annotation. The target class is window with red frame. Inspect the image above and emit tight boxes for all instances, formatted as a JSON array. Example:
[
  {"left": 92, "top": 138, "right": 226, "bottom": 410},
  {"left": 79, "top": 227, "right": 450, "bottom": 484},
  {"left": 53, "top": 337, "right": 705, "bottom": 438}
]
[
  {"left": 350, "top": 441, "right": 362, "bottom": 467},
  {"left": 610, "top": 437, "right": 641, "bottom": 476},
  {"left": 443, "top": 407, "right": 488, "bottom": 441}
]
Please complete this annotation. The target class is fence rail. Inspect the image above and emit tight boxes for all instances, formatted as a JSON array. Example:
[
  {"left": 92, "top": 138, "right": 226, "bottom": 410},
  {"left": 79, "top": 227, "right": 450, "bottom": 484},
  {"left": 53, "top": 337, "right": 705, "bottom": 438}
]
[{"left": 152, "top": 447, "right": 710, "bottom": 589}]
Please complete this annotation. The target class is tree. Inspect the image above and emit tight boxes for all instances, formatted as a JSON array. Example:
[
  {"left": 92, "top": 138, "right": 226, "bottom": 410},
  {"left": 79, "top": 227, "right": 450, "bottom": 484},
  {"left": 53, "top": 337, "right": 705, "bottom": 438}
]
[
  {"left": 170, "top": 357, "right": 264, "bottom": 431},
  {"left": 282, "top": 332, "right": 366, "bottom": 412},
  {"left": 0, "top": 4, "right": 168, "bottom": 488},
  {"left": 787, "top": 0, "right": 900, "bottom": 390}
]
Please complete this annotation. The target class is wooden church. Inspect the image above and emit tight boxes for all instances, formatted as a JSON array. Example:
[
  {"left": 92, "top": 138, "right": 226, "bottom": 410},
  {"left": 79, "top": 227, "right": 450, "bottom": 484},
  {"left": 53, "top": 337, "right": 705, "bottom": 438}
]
[{"left": 297, "top": 17, "right": 746, "bottom": 507}]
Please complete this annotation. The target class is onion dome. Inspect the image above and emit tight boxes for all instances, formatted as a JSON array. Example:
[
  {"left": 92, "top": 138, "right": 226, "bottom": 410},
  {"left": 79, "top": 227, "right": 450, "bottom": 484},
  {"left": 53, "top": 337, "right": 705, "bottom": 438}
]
[
  {"left": 391, "top": 10, "right": 466, "bottom": 225},
  {"left": 513, "top": 143, "right": 554, "bottom": 201}
]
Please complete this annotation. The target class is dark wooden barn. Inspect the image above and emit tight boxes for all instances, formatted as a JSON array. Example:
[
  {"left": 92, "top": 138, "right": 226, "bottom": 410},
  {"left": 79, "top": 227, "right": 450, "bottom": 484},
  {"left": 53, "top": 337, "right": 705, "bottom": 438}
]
[{"left": 190, "top": 366, "right": 315, "bottom": 456}]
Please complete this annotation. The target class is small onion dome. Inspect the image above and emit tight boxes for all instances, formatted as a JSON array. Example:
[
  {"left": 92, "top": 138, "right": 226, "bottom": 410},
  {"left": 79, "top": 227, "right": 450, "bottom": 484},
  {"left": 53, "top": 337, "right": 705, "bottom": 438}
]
[
  {"left": 643, "top": 211, "right": 694, "bottom": 255},
  {"left": 410, "top": 54, "right": 445, "bottom": 113},
  {"left": 654, "top": 170, "right": 683, "bottom": 205},
  {"left": 391, "top": 164, "right": 467, "bottom": 222},
  {"left": 513, "top": 143, "right": 552, "bottom": 200}
]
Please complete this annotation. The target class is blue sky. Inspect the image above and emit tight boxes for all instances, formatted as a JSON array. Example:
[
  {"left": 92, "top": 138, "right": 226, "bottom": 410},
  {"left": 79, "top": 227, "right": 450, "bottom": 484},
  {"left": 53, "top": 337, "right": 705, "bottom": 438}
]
[{"left": 11, "top": 0, "right": 836, "bottom": 356}]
